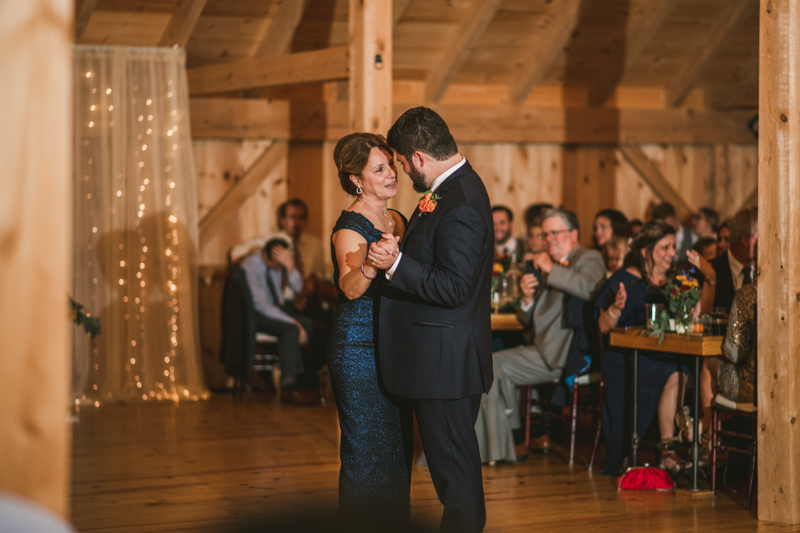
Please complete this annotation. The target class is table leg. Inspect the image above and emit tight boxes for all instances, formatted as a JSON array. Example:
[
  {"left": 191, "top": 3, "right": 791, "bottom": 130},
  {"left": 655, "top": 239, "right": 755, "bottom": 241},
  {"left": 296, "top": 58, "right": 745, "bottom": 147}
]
[
  {"left": 632, "top": 349, "right": 639, "bottom": 467},
  {"left": 692, "top": 356, "right": 701, "bottom": 490}
]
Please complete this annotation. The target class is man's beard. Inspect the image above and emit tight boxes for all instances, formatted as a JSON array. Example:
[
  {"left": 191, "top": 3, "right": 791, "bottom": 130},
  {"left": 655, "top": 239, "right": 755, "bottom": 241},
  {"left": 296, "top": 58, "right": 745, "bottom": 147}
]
[{"left": 407, "top": 164, "right": 428, "bottom": 193}]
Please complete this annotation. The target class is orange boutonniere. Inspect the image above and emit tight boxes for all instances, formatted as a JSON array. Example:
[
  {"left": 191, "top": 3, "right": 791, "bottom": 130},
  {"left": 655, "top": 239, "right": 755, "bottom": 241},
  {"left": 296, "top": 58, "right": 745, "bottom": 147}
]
[
  {"left": 559, "top": 259, "right": 569, "bottom": 267},
  {"left": 418, "top": 190, "right": 441, "bottom": 214}
]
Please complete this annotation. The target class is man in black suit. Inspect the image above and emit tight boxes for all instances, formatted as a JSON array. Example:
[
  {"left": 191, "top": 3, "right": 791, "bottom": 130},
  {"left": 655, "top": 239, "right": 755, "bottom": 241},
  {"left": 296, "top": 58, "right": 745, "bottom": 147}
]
[
  {"left": 369, "top": 107, "right": 494, "bottom": 533},
  {"left": 701, "top": 207, "right": 758, "bottom": 314}
]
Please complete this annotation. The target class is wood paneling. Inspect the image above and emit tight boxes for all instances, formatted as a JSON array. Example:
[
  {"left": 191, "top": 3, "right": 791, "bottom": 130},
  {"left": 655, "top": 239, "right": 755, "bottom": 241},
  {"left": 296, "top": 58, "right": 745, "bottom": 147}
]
[
  {"left": 0, "top": 0, "right": 73, "bottom": 517},
  {"left": 757, "top": 0, "right": 800, "bottom": 523},
  {"left": 158, "top": 0, "right": 208, "bottom": 48}
]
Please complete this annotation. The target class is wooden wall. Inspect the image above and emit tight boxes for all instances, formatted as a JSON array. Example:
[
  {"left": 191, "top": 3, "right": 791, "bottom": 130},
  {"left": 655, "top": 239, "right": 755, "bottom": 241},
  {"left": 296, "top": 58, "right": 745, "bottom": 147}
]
[{"left": 195, "top": 141, "right": 758, "bottom": 266}]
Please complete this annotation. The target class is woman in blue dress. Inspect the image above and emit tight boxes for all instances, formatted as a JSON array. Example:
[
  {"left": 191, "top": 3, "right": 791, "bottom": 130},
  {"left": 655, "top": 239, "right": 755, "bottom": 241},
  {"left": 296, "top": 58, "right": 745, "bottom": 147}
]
[
  {"left": 328, "top": 132, "right": 412, "bottom": 525},
  {"left": 596, "top": 220, "right": 715, "bottom": 476}
]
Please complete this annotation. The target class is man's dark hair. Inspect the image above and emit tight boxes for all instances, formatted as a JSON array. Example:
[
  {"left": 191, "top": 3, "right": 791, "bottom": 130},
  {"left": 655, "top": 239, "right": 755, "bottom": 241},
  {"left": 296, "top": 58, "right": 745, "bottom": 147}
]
[
  {"left": 697, "top": 206, "right": 720, "bottom": 232},
  {"left": 651, "top": 202, "right": 676, "bottom": 221},
  {"left": 524, "top": 203, "right": 553, "bottom": 229},
  {"left": 492, "top": 205, "right": 513, "bottom": 222},
  {"left": 263, "top": 237, "right": 290, "bottom": 259},
  {"left": 279, "top": 198, "right": 308, "bottom": 219},
  {"left": 542, "top": 208, "right": 581, "bottom": 239},
  {"left": 386, "top": 107, "right": 458, "bottom": 161}
]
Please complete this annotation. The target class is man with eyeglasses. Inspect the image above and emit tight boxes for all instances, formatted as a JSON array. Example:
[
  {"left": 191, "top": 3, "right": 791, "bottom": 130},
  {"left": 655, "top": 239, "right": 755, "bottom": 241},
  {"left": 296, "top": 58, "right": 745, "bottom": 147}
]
[{"left": 474, "top": 208, "right": 605, "bottom": 462}]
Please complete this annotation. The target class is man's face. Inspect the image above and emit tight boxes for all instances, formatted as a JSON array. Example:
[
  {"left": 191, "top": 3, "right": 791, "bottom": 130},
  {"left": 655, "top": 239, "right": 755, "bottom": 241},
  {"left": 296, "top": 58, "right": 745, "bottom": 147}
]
[
  {"left": 542, "top": 216, "right": 578, "bottom": 261},
  {"left": 716, "top": 226, "right": 730, "bottom": 255},
  {"left": 279, "top": 205, "right": 307, "bottom": 239},
  {"left": 492, "top": 211, "right": 512, "bottom": 245},
  {"left": 396, "top": 153, "right": 428, "bottom": 193},
  {"left": 692, "top": 213, "right": 712, "bottom": 237}
]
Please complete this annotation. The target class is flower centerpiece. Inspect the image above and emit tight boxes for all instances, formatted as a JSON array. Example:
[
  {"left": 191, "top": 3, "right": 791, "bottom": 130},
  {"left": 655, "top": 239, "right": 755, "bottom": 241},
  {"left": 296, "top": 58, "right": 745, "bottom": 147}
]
[{"left": 648, "top": 269, "right": 701, "bottom": 340}]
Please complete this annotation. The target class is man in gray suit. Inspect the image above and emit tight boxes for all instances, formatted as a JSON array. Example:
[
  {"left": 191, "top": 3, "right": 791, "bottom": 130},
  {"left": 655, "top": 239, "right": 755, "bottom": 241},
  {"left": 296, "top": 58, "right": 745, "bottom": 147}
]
[{"left": 475, "top": 208, "right": 605, "bottom": 463}]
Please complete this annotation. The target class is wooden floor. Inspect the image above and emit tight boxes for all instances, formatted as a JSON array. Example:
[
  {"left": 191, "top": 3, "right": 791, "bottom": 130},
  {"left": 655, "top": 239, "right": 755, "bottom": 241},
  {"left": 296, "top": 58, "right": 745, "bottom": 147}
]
[{"left": 71, "top": 394, "right": 796, "bottom": 532}]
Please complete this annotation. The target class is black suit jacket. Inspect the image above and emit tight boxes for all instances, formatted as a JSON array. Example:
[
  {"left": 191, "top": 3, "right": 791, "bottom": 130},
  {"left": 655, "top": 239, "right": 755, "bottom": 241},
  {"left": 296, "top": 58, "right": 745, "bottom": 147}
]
[
  {"left": 711, "top": 251, "right": 736, "bottom": 312},
  {"left": 378, "top": 161, "right": 494, "bottom": 399},
  {"left": 219, "top": 265, "right": 257, "bottom": 379}
]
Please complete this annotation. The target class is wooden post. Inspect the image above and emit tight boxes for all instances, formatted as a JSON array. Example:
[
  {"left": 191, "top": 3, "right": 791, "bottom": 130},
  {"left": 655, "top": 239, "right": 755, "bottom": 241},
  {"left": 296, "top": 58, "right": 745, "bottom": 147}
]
[
  {"left": 349, "top": 0, "right": 392, "bottom": 134},
  {"left": 0, "top": 0, "right": 73, "bottom": 518},
  {"left": 758, "top": 0, "right": 800, "bottom": 524}
]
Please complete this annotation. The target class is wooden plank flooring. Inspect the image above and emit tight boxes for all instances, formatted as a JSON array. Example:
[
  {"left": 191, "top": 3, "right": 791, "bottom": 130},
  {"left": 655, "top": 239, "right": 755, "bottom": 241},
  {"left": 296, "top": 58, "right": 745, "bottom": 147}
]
[{"left": 71, "top": 395, "right": 796, "bottom": 532}]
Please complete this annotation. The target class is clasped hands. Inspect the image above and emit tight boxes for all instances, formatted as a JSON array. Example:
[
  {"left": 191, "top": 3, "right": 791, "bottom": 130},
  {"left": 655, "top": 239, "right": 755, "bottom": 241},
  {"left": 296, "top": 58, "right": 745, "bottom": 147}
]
[{"left": 367, "top": 233, "right": 400, "bottom": 270}]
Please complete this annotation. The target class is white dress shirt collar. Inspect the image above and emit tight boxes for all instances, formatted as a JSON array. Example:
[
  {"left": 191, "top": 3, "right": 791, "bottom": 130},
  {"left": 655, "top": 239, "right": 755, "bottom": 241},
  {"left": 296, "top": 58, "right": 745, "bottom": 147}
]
[{"left": 430, "top": 157, "right": 466, "bottom": 193}]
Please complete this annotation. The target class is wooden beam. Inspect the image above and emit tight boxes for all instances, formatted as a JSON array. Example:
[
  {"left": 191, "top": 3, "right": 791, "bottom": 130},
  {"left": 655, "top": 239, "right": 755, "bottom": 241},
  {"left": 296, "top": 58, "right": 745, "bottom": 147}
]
[
  {"left": 75, "top": 0, "right": 99, "bottom": 39},
  {"left": 2, "top": 0, "right": 72, "bottom": 518},
  {"left": 187, "top": 47, "right": 349, "bottom": 96},
  {"left": 251, "top": 0, "right": 309, "bottom": 57},
  {"left": 590, "top": 0, "right": 678, "bottom": 107},
  {"left": 665, "top": 0, "right": 753, "bottom": 107},
  {"left": 758, "top": 0, "right": 800, "bottom": 523},
  {"left": 158, "top": 0, "right": 207, "bottom": 48},
  {"left": 393, "top": 0, "right": 412, "bottom": 26},
  {"left": 199, "top": 142, "right": 288, "bottom": 244},
  {"left": 618, "top": 145, "right": 693, "bottom": 219},
  {"left": 349, "top": 0, "right": 393, "bottom": 133},
  {"left": 190, "top": 99, "right": 758, "bottom": 144},
  {"left": 425, "top": 0, "right": 503, "bottom": 103}
]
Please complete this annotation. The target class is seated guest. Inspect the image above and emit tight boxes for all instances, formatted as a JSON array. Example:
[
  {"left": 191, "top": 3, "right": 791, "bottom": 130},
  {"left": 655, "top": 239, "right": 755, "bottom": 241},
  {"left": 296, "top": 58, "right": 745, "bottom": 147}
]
[
  {"left": 701, "top": 207, "right": 758, "bottom": 314},
  {"left": 593, "top": 208, "right": 630, "bottom": 249},
  {"left": 493, "top": 205, "right": 523, "bottom": 262},
  {"left": 693, "top": 236, "right": 718, "bottom": 262},
  {"left": 629, "top": 218, "right": 643, "bottom": 235},
  {"left": 474, "top": 208, "right": 605, "bottom": 463},
  {"left": 601, "top": 236, "right": 628, "bottom": 278},
  {"left": 692, "top": 207, "right": 720, "bottom": 239},
  {"left": 241, "top": 237, "right": 321, "bottom": 404},
  {"left": 524, "top": 202, "right": 553, "bottom": 230},
  {"left": 652, "top": 202, "right": 697, "bottom": 260},
  {"left": 716, "top": 221, "right": 730, "bottom": 257},
  {"left": 522, "top": 218, "right": 546, "bottom": 261},
  {"left": 596, "top": 221, "right": 716, "bottom": 475}
]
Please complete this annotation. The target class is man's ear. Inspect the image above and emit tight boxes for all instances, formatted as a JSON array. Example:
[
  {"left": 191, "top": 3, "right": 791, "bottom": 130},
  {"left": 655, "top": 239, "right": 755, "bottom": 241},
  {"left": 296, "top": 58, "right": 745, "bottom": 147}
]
[{"left": 413, "top": 151, "right": 426, "bottom": 168}]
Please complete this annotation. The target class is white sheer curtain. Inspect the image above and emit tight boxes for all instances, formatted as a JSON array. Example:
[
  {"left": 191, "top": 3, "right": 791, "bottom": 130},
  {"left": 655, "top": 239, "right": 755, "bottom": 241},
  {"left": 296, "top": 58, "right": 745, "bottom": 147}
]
[{"left": 72, "top": 45, "right": 207, "bottom": 404}]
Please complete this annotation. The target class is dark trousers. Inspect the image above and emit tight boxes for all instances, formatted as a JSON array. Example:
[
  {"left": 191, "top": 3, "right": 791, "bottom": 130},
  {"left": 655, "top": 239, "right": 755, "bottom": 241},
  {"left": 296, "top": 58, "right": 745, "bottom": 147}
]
[
  {"left": 254, "top": 312, "right": 303, "bottom": 382},
  {"left": 414, "top": 395, "right": 486, "bottom": 533},
  {"left": 281, "top": 304, "right": 328, "bottom": 386}
]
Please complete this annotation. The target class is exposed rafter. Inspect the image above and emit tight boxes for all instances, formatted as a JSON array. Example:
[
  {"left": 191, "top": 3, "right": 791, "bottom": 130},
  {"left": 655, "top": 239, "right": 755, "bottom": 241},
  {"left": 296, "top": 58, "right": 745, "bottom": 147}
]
[
  {"left": 665, "top": 0, "right": 753, "bottom": 108},
  {"left": 187, "top": 47, "right": 349, "bottom": 96},
  {"left": 424, "top": 0, "right": 504, "bottom": 103},
  {"left": 158, "top": 0, "right": 208, "bottom": 48},
  {"left": 507, "top": 0, "right": 582, "bottom": 106},
  {"left": 618, "top": 145, "right": 693, "bottom": 218},
  {"left": 590, "top": 0, "right": 678, "bottom": 107},
  {"left": 198, "top": 141, "right": 288, "bottom": 244},
  {"left": 251, "top": 0, "right": 309, "bottom": 57},
  {"left": 75, "top": 0, "right": 99, "bottom": 40},
  {"left": 393, "top": 0, "right": 412, "bottom": 26}
]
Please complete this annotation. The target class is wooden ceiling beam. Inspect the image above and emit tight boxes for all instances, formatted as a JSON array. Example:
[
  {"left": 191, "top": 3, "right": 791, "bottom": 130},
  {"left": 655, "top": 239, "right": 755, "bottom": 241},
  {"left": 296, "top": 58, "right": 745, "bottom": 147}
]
[
  {"left": 190, "top": 98, "right": 757, "bottom": 144},
  {"left": 424, "top": 0, "right": 504, "bottom": 103},
  {"left": 590, "top": 0, "right": 678, "bottom": 107},
  {"left": 199, "top": 141, "right": 288, "bottom": 245},
  {"left": 508, "top": 0, "right": 582, "bottom": 106},
  {"left": 618, "top": 145, "right": 693, "bottom": 219},
  {"left": 393, "top": 0, "right": 412, "bottom": 26},
  {"left": 665, "top": 0, "right": 753, "bottom": 108},
  {"left": 251, "top": 0, "right": 309, "bottom": 58},
  {"left": 75, "top": 0, "right": 99, "bottom": 40},
  {"left": 158, "top": 0, "right": 208, "bottom": 48},
  {"left": 187, "top": 46, "right": 349, "bottom": 96}
]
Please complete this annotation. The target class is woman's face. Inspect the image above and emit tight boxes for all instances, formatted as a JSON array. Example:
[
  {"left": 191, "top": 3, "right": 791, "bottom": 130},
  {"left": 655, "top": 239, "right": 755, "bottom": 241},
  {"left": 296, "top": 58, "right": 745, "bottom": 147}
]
[
  {"left": 527, "top": 225, "right": 546, "bottom": 254},
  {"left": 352, "top": 147, "right": 397, "bottom": 200},
  {"left": 604, "top": 244, "right": 626, "bottom": 273},
  {"left": 593, "top": 216, "right": 613, "bottom": 247},
  {"left": 643, "top": 234, "right": 676, "bottom": 277}
]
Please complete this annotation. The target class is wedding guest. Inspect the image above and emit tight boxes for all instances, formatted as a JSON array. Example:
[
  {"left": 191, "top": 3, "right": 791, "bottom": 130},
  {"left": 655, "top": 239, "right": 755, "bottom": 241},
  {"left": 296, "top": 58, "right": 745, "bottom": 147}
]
[
  {"left": 593, "top": 208, "right": 630, "bottom": 249},
  {"left": 693, "top": 237, "right": 718, "bottom": 262},
  {"left": 522, "top": 219, "right": 546, "bottom": 261},
  {"left": 629, "top": 218, "right": 644, "bottom": 235},
  {"left": 493, "top": 205, "right": 523, "bottom": 261},
  {"left": 474, "top": 208, "right": 605, "bottom": 463},
  {"left": 596, "top": 220, "right": 716, "bottom": 475},
  {"left": 524, "top": 202, "right": 553, "bottom": 229},
  {"left": 716, "top": 221, "right": 730, "bottom": 256},
  {"left": 692, "top": 207, "right": 720, "bottom": 239},
  {"left": 601, "top": 236, "right": 628, "bottom": 278},
  {"left": 652, "top": 202, "right": 697, "bottom": 260}
]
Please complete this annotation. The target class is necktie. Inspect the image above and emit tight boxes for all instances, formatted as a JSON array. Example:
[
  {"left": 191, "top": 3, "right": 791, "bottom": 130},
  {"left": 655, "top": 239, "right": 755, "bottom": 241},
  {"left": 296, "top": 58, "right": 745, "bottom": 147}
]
[
  {"left": 265, "top": 270, "right": 281, "bottom": 305},
  {"left": 742, "top": 266, "right": 752, "bottom": 286},
  {"left": 294, "top": 243, "right": 305, "bottom": 279}
]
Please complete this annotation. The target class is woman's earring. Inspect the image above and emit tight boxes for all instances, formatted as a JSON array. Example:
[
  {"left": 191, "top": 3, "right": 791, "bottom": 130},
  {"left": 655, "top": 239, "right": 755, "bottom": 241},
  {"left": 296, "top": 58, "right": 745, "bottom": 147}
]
[{"left": 356, "top": 185, "right": 363, "bottom": 195}]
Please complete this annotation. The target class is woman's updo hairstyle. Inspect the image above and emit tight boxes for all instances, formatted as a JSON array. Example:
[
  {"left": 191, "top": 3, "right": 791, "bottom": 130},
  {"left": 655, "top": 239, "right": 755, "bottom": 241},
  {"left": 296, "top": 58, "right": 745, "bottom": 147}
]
[
  {"left": 623, "top": 219, "right": 676, "bottom": 285},
  {"left": 333, "top": 132, "right": 393, "bottom": 196}
]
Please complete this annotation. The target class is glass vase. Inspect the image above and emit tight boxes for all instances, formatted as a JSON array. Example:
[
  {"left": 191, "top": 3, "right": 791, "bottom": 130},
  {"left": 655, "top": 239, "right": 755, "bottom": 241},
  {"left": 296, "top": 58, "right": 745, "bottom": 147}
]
[{"left": 674, "top": 302, "right": 693, "bottom": 334}]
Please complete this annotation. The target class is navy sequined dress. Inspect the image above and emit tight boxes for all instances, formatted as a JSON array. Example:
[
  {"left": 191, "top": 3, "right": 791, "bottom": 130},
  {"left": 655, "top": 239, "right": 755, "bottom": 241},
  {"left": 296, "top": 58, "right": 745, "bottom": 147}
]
[{"left": 328, "top": 210, "right": 411, "bottom": 522}]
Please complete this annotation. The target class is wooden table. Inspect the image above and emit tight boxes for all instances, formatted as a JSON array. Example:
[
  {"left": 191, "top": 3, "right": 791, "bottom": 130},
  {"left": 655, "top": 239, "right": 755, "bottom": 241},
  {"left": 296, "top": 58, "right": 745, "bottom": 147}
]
[
  {"left": 609, "top": 327, "right": 723, "bottom": 493},
  {"left": 491, "top": 312, "right": 523, "bottom": 331}
]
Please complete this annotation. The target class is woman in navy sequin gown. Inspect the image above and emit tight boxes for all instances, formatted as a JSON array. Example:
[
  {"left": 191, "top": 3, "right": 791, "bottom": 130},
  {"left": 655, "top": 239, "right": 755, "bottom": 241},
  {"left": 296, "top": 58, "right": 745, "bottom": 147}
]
[{"left": 328, "top": 133, "right": 412, "bottom": 525}]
